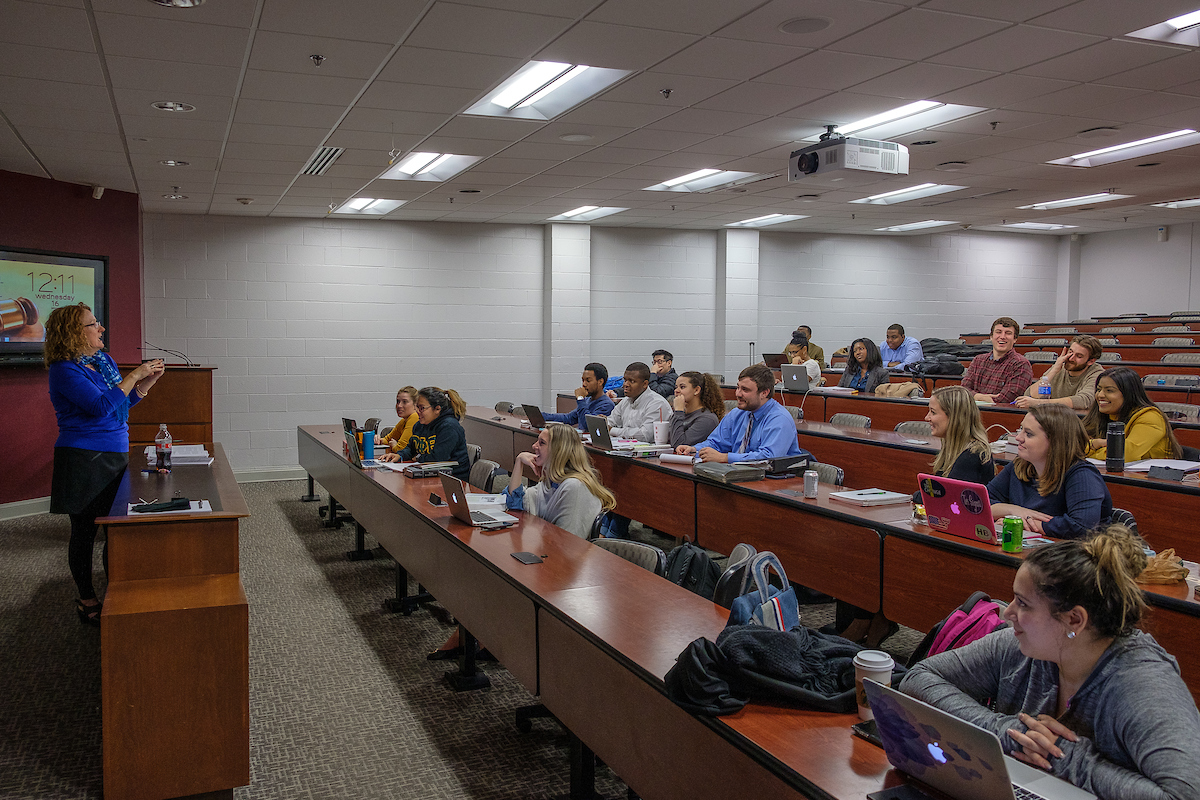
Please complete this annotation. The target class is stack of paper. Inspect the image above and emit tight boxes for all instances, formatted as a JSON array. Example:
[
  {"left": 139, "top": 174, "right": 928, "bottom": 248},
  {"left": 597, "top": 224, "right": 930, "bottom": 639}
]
[{"left": 143, "top": 444, "right": 214, "bottom": 466}]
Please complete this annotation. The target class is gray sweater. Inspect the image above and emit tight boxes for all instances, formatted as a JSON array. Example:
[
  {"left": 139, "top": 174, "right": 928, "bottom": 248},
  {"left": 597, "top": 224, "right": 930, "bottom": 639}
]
[
  {"left": 668, "top": 408, "right": 719, "bottom": 448},
  {"left": 901, "top": 628, "right": 1200, "bottom": 800},
  {"left": 522, "top": 477, "right": 602, "bottom": 539}
]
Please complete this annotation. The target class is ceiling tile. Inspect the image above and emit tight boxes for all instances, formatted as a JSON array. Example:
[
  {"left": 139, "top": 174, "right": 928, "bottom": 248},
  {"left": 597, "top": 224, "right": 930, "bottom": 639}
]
[
  {"left": 588, "top": 0, "right": 765, "bottom": 35},
  {"left": 537, "top": 22, "right": 699, "bottom": 71},
  {"left": 90, "top": 0, "right": 259, "bottom": 30},
  {"left": 1, "top": 1, "right": 95, "bottom": 52},
  {"left": 248, "top": 31, "right": 393, "bottom": 79},
  {"left": 1099, "top": 52, "right": 1200, "bottom": 92},
  {"left": 323, "top": 128, "right": 420, "bottom": 153},
  {"left": 648, "top": 108, "right": 768, "bottom": 135},
  {"left": 930, "top": 25, "right": 1102, "bottom": 72},
  {"left": 375, "top": 47, "right": 522, "bottom": 90},
  {"left": 938, "top": 74, "right": 1075, "bottom": 108},
  {"left": 105, "top": 56, "right": 241, "bottom": 96},
  {"left": 1005, "top": 83, "right": 1142, "bottom": 115},
  {"left": 435, "top": 115, "right": 546, "bottom": 142},
  {"left": 557, "top": 100, "right": 676, "bottom": 128},
  {"left": 3, "top": 104, "right": 118, "bottom": 135},
  {"left": 21, "top": 127, "right": 124, "bottom": 154},
  {"left": 571, "top": 146, "right": 666, "bottom": 165},
  {"left": 356, "top": 80, "right": 479, "bottom": 114},
  {"left": 696, "top": 82, "right": 827, "bottom": 115},
  {"left": 684, "top": 134, "right": 780, "bottom": 157},
  {"left": 451, "top": 0, "right": 593, "bottom": 18},
  {"left": 94, "top": 13, "right": 250, "bottom": 67},
  {"left": 599, "top": 71, "right": 739, "bottom": 108},
  {"left": 405, "top": 3, "right": 573, "bottom": 58},
  {"left": 608, "top": 127, "right": 709, "bottom": 151},
  {"left": 129, "top": 136, "right": 223, "bottom": 159},
  {"left": 121, "top": 114, "right": 228, "bottom": 141},
  {"left": 0, "top": 43, "right": 103, "bottom": 84},
  {"left": 1085, "top": 92, "right": 1200, "bottom": 125},
  {"left": 222, "top": 141, "right": 315, "bottom": 163},
  {"left": 654, "top": 38, "right": 811, "bottom": 81},
  {"left": 234, "top": 99, "right": 347, "bottom": 129},
  {"left": 851, "top": 62, "right": 998, "bottom": 100},
  {"left": 227, "top": 123, "right": 329, "bottom": 147},
  {"left": 1019, "top": 40, "right": 1185, "bottom": 83},
  {"left": 715, "top": 0, "right": 905, "bottom": 48},
  {"left": 240, "top": 69, "right": 366, "bottom": 106},
  {"left": 114, "top": 87, "right": 233, "bottom": 123},
  {"left": 413, "top": 135, "right": 512, "bottom": 157},
  {"left": 0, "top": 77, "right": 112, "bottom": 112},
  {"left": 338, "top": 107, "right": 446, "bottom": 135},
  {"left": 915, "top": 0, "right": 1081, "bottom": 22},
  {"left": 220, "top": 158, "right": 309, "bottom": 176},
  {"left": 258, "top": 0, "right": 427, "bottom": 44},
  {"left": 1027, "top": 0, "right": 1198, "bottom": 37},
  {"left": 826, "top": 9, "right": 1008, "bottom": 60},
  {"left": 754, "top": 50, "right": 909, "bottom": 91}
]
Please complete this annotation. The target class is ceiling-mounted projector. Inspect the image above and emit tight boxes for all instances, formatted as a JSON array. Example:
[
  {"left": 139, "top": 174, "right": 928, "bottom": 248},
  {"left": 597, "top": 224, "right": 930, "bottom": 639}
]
[{"left": 789, "top": 136, "right": 909, "bottom": 180}]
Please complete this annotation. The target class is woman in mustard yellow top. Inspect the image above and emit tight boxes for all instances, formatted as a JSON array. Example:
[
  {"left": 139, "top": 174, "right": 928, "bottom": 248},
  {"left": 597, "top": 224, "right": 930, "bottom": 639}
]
[
  {"left": 1083, "top": 367, "right": 1180, "bottom": 461},
  {"left": 378, "top": 385, "right": 418, "bottom": 455}
]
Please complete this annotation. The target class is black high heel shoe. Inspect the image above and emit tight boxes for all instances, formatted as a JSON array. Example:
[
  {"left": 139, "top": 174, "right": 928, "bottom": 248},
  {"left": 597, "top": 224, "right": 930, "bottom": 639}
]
[{"left": 76, "top": 599, "right": 101, "bottom": 627}]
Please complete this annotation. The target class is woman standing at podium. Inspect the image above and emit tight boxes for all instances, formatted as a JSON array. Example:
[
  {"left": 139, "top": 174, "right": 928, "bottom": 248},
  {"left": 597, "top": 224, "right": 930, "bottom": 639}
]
[{"left": 44, "top": 303, "right": 164, "bottom": 625}]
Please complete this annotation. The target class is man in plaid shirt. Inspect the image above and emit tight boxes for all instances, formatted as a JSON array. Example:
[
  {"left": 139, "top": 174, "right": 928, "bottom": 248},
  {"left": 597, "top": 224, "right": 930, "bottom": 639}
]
[{"left": 961, "top": 317, "right": 1032, "bottom": 404}]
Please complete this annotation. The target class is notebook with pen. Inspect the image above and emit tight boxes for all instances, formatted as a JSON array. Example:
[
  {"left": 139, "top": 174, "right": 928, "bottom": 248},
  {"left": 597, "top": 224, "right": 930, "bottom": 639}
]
[{"left": 829, "top": 488, "right": 911, "bottom": 506}]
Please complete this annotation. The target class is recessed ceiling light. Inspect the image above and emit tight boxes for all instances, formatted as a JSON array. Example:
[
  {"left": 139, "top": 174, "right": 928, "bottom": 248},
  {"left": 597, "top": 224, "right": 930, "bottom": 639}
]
[
  {"left": 910, "top": 140, "right": 938, "bottom": 146},
  {"left": 875, "top": 220, "right": 959, "bottom": 232},
  {"left": 935, "top": 161, "right": 969, "bottom": 172},
  {"left": 803, "top": 100, "right": 986, "bottom": 142},
  {"left": 1128, "top": 10, "right": 1200, "bottom": 44},
  {"left": 162, "top": 186, "right": 187, "bottom": 200},
  {"left": 778, "top": 17, "right": 831, "bottom": 34},
  {"left": 151, "top": 101, "right": 195, "bottom": 112},
  {"left": 159, "top": 159, "right": 189, "bottom": 167},
  {"left": 468, "top": 60, "right": 631, "bottom": 121},
  {"left": 546, "top": 206, "right": 627, "bottom": 222},
  {"left": 727, "top": 213, "right": 809, "bottom": 228},
  {"left": 333, "top": 197, "right": 405, "bottom": 215},
  {"left": 1152, "top": 197, "right": 1200, "bottom": 209},
  {"left": 559, "top": 133, "right": 593, "bottom": 142},
  {"left": 850, "top": 183, "right": 966, "bottom": 205},
  {"left": 236, "top": 198, "right": 253, "bottom": 205},
  {"left": 380, "top": 152, "right": 482, "bottom": 182},
  {"left": 146, "top": 0, "right": 205, "bottom": 6},
  {"left": 1167, "top": 8, "right": 1200, "bottom": 30},
  {"left": 836, "top": 101, "right": 942, "bottom": 135},
  {"left": 1001, "top": 222, "right": 1078, "bottom": 231},
  {"left": 1048, "top": 129, "right": 1200, "bottom": 167},
  {"left": 645, "top": 169, "right": 759, "bottom": 192},
  {"left": 1017, "top": 192, "right": 1133, "bottom": 210}
]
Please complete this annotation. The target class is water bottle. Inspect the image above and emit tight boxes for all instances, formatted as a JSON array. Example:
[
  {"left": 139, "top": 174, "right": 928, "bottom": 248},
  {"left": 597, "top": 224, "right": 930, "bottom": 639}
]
[
  {"left": 1037, "top": 376, "right": 1052, "bottom": 402},
  {"left": 1105, "top": 421, "right": 1125, "bottom": 473},
  {"left": 155, "top": 423, "right": 172, "bottom": 472}
]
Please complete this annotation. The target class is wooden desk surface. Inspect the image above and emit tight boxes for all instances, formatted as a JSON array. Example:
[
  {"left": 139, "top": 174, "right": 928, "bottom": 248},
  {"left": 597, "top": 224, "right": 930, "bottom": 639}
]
[{"left": 99, "top": 442, "right": 249, "bottom": 524}]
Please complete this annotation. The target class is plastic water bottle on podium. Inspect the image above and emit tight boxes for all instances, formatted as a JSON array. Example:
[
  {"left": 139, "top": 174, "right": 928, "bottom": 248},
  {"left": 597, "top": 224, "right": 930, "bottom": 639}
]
[{"left": 155, "top": 423, "right": 173, "bottom": 472}]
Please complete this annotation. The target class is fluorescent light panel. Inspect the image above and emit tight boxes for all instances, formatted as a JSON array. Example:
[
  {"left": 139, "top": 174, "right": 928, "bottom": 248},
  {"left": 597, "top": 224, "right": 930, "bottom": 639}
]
[
  {"left": 1152, "top": 197, "right": 1200, "bottom": 209},
  {"left": 381, "top": 153, "right": 482, "bottom": 182},
  {"left": 546, "top": 206, "right": 626, "bottom": 222},
  {"left": 803, "top": 101, "right": 986, "bottom": 143},
  {"left": 1048, "top": 129, "right": 1200, "bottom": 167},
  {"left": 1127, "top": 10, "right": 1200, "bottom": 45},
  {"left": 467, "top": 60, "right": 632, "bottom": 121},
  {"left": 850, "top": 183, "right": 966, "bottom": 205},
  {"left": 1002, "top": 222, "right": 1078, "bottom": 230},
  {"left": 1168, "top": 8, "right": 1200, "bottom": 29},
  {"left": 839, "top": 101, "right": 942, "bottom": 135},
  {"left": 875, "top": 220, "right": 958, "bottom": 232},
  {"left": 334, "top": 197, "right": 405, "bottom": 215},
  {"left": 727, "top": 214, "right": 808, "bottom": 227},
  {"left": 1017, "top": 193, "right": 1133, "bottom": 210},
  {"left": 644, "top": 169, "right": 757, "bottom": 192}
]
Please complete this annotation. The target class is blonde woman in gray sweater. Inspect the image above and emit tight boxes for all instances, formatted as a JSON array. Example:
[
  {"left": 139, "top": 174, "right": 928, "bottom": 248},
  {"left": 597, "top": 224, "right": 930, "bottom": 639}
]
[{"left": 504, "top": 423, "right": 616, "bottom": 539}]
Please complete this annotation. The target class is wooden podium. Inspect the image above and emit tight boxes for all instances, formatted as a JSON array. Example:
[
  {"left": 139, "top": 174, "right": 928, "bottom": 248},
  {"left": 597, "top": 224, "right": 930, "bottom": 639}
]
[
  {"left": 121, "top": 364, "right": 215, "bottom": 447},
  {"left": 98, "top": 443, "right": 250, "bottom": 800}
]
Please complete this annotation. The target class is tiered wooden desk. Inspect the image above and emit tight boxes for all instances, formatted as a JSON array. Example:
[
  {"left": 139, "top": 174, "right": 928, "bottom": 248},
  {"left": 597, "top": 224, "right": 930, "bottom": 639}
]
[{"left": 98, "top": 443, "right": 250, "bottom": 800}]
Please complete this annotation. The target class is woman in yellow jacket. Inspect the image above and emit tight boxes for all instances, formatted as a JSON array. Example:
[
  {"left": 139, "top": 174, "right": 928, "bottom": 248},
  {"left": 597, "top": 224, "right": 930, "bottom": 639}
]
[
  {"left": 1084, "top": 367, "right": 1181, "bottom": 461},
  {"left": 378, "top": 385, "right": 419, "bottom": 454}
]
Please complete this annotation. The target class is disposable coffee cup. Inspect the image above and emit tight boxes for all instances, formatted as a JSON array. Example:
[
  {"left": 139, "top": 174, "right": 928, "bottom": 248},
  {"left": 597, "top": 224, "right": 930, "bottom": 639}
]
[
  {"left": 653, "top": 421, "right": 669, "bottom": 445},
  {"left": 853, "top": 649, "right": 895, "bottom": 720}
]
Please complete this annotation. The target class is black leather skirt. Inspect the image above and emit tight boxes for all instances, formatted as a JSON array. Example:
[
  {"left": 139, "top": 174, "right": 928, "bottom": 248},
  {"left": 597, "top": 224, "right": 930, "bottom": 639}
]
[{"left": 50, "top": 447, "right": 128, "bottom": 516}]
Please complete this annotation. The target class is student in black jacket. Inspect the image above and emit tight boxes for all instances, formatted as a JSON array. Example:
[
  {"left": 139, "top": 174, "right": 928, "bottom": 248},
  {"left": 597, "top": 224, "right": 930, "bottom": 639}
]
[{"left": 398, "top": 386, "right": 470, "bottom": 480}]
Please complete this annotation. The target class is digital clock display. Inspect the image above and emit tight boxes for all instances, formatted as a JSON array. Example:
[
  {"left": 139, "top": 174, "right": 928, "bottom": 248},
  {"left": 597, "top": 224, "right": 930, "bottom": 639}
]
[{"left": 0, "top": 248, "right": 106, "bottom": 356}]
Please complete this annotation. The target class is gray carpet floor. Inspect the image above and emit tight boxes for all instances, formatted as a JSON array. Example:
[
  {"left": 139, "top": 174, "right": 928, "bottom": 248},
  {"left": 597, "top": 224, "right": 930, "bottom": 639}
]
[{"left": 0, "top": 479, "right": 922, "bottom": 799}]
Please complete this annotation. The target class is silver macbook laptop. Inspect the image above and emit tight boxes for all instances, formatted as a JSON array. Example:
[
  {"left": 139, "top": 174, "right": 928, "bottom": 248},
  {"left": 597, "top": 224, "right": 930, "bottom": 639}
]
[
  {"left": 344, "top": 430, "right": 382, "bottom": 469},
  {"left": 439, "top": 473, "right": 518, "bottom": 529},
  {"left": 586, "top": 414, "right": 622, "bottom": 450},
  {"left": 522, "top": 404, "right": 547, "bottom": 428},
  {"left": 864, "top": 680, "right": 1094, "bottom": 800},
  {"left": 780, "top": 362, "right": 811, "bottom": 392}
]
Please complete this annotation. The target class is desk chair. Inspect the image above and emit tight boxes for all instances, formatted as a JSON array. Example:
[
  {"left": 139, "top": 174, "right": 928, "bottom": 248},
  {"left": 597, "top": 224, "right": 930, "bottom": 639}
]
[
  {"left": 1112, "top": 317, "right": 1143, "bottom": 323},
  {"left": 946, "top": 338, "right": 965, "bottom": 345},
  {"left": 1160, "top": 402, "right": 1200, "bottom": 422},
  {"left": 895, "top": 420, "right": 932, "bottom": 436},
  {"left": 363, "top": 417, "right": 381, "bottom": 432},
  {"left": 494, "top": 401, "right": 515, "bottom": 414},
  {"left": 1154, "top": 325, "right": 1192, "bottom": 333},
  {"left": 1144, "top": 373, "right": 1200, "bottom": 387},
  {"left": 465, "top": 442, "right": 482, "bottom": 465},
  {"left": 1045, "top": 327, "right": 1077, "bottom": 334},
  {"left": 1110, "top": 508, "right": 1139, "bottom": 534},
  {"left": 1098, "top": 338, "right": 1120, "bottom": 346},
  {"left": 829, "top": 412, "right": 871, "bottom": 430},
  {"left": 808, "top": 461, "right": 844, "bottom": 486},
  {"left": 1163, "top": 353, "right": 1200, "bottom": 364},
  {"left": 724, "top": 399, "right": 738, "bottom": 413},
  {"left": 1100, "top": 326, "right": 1134, "bottom": 334},
  {"left": 1027, "top": 352, "right": 1057, "bottom": 362},
  {"left": 1183, "top": 445, "right": 1200, "bottom": 461},
  {"left": 1171, "top": 314, "right": 1200, "bottom": 322},
  {"left": 1032, "top": 337, "right": 1067, "bottom": 347},
  {"left": 1098, "top": 353, "right": 1122, "bottom": 362},
  {"left": 1154, "top": 337, "right": 1195, "bottom": 346},
  {"left": 468, "top": 458, "right": 502, "bottom": 491},
  {"left": 712, "top": 543, "right": 758, "bottom": 609}
]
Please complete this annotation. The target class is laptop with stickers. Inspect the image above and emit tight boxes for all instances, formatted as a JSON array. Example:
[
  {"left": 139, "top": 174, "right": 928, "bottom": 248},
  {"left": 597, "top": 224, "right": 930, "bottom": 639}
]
[{"left": 918, "top": 474, "right": 999, "bottom": 545}]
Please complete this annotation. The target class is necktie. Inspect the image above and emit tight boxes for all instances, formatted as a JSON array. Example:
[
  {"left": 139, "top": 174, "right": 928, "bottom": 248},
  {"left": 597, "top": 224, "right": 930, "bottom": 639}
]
[{"left": 739, "top": 411, "right": 754, "bottom": 453}]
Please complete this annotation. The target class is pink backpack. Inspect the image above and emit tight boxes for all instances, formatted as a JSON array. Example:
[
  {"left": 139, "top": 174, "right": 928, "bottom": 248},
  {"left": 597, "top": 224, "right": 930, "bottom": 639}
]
[{"left": 907, "top": 591, "right": 1009, "bottom": 668}]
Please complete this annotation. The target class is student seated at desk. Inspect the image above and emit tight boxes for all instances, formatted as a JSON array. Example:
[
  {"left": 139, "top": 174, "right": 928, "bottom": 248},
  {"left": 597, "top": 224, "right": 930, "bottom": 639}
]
[
  {"left": 606, "top": 362, "right": 673, "bottom": 442},
  {"left": 911, "top": 385, "right": 995, "bottom": 502},
  {"left": 676, "top": 364, "right": 804, "bottom": 463},
  {"left": 378, "top": 385, "right": 418, "bottom": 454},
  {"left": 1015, "top": 335, "right": 1105, "bottom": 410},
  {"left": 383, "top": 387, "right": 470, "bottom": 480},
  {"left": 503, "top": 423, "right": 616, "bottom": 539},
  {"left": 962, "top": 316, "right": 1033, "bottom": 404},
  {"left": 880, "top": 323, "right": 924, "bottom": 370},
  {"left": 1084, "top": 367, "right": 1181, "bottom": 462},
  {"left": 783, "top": 332, "right": 822, "bottom": 384},
  {"left": 668, "top": 371, "right": 724, "bottom": 448},
  {"left": 542, "top": 362, "right": 614, "bottom": 431},
  {"left": 785, "top": 324, "right": 825, "bottom": 368},
  {"left": 837, "top": 338, "right": 891, "bottom": 393},
  {"left": 605, "top": 349, "right": 678, "bottom": 399},
  {"left": 901, "top": 524, "right": 1200, "bottom": 799},
  {"left": 987, "top": 405, "right": 1111, "bottom": 540}
]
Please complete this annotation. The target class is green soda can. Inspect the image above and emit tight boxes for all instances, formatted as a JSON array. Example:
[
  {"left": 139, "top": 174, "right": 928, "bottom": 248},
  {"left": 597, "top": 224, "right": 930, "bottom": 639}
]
[{"left": 1001, "top": 515, "right": 1024, "bottom": 553}]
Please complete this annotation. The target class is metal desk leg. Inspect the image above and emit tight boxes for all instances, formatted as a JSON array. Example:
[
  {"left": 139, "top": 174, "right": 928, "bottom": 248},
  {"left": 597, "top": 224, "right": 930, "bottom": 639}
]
[
  {"left": 382, "top": 563, "right": 433, "bottom": 614},
  {"left": 300, "top": 473, "right": 319, "bottom": 502},
  {"left": 569, "top": 733, "right": 598, "bottom": 800},
  {"left": 444, "top": 626, "right": 490, "bottom": 692},
  {"left": 346, "top": 521, "right": 375, "bottom": 561}
]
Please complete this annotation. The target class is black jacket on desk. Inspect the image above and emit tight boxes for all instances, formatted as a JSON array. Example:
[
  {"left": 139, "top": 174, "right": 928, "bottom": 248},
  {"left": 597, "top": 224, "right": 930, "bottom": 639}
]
[
  {"left": 913, "top": 448, "right": 997, "bottom": 503},
  {"left": 399, "top": 414, "right": 470, "bottom": 480}
]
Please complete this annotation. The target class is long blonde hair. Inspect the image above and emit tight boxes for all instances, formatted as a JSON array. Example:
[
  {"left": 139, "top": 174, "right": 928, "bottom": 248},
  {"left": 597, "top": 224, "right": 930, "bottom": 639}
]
[
  {"left": 930, "top": 386, "right": 991, "bottom": 475},
  {"left": 543, "top": 423, "right": 616, "bottom": 511}
]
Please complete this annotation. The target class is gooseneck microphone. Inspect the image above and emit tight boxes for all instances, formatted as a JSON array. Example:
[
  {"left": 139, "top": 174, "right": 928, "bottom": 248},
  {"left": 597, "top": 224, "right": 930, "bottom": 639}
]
[{"left": 141, "top": 341, "right": 194, "bottom": 366}]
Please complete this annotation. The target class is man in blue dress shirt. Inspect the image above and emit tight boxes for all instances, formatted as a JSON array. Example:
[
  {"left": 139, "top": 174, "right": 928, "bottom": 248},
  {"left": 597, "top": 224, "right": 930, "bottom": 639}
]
[
  {"left": 542, "top": 362, "right": 615, "bottom": 431},
  {"left": 879, "top": 323, "right": 924, "bottom": 370},
  {"left": 675, "top": 364, "right": 805, "bottom": 463}
]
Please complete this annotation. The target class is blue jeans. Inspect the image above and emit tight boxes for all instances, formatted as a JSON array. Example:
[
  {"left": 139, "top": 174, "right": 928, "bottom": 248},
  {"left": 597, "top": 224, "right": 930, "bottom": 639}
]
[{"left": 599, "top": 513, "right": 630, "bottom": 539}]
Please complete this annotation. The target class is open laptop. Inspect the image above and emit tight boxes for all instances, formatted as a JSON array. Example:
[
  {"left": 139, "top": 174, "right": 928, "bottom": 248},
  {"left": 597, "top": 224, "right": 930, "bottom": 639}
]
[
  {"left": 864, "top": 680, "right": 1095, "bottom": 800},
  {"left": 342, "top": 417, "right": 357, "bottom": 434},
  {"left": 439, "top": 473, "right": 518, "bottom": 529},
  {"left": 586, "top": 414, "right": 623, "bottom": 450},
  {"left": 763, "top": 352, "right": 787, "bottom": 368},
  {"left": 780, "top": 362, "right": 811, "bottom": 392},
  {"left": 918, "top": 474, "right": 999, "bottom": 545},
  {"left": 344, "top": 429, "right": 382, "bottom": 469},
  {"left": 522, "top": 404, "right": 548, "bottom": 429}
]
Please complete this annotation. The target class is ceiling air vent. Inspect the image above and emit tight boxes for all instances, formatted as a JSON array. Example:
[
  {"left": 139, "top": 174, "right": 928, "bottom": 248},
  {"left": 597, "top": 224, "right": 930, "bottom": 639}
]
[{"left": 301, "top": 146, "right": 344, "bottom": 176}]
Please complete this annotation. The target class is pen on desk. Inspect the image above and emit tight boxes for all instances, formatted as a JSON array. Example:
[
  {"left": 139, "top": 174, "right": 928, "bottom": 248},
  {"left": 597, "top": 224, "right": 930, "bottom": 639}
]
[{"left": 861, "top": 491, "right": 887, "bottom": 495}]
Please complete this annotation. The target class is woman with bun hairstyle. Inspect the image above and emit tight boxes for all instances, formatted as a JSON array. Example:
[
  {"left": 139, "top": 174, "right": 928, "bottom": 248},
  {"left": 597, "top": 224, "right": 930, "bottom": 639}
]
[
  {"left": 1084, "top": 366, "right": 1181, "bottom": 462},
  {"left": 668, "top": 371, "right": 724, "bottom": 448},
  {"left": 902, "top": 525, "right": 1200, "bottom": 798},
  {"left": 392, "top": 386, "right": 470, "bottom": 479}
]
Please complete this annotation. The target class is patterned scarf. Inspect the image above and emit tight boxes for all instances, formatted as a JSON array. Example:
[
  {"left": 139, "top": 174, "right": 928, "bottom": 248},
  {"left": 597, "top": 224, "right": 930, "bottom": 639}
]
[{"left": 77, "top": 352, "right": 131, "bottom": 423}]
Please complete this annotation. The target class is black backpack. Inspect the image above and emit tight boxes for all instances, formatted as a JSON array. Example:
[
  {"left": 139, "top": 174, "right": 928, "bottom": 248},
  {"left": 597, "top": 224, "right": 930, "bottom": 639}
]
[
  {"left": 909, "top": 353, "right": 965, "bottom": 377},
  {"left": 665, "top": 542, "right": 721, "bottom": 600}
]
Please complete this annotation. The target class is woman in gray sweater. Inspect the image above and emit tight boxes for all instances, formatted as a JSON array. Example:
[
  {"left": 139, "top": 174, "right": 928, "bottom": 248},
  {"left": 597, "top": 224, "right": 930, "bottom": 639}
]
[
  {"left": 668, "top": 371, "right": 725, "bottom": 448},
  {"left": 901, "top": 525, "right": 1200, "bottom": 799},
  {"left": 504, "top": 423, "right": 616, "bottom": 539}
]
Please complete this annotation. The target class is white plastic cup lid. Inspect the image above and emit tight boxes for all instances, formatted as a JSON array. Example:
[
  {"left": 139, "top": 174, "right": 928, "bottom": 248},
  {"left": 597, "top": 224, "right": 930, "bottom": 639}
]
[{"left": 853, "top": 650, "right": 895, "bottom": 671}]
